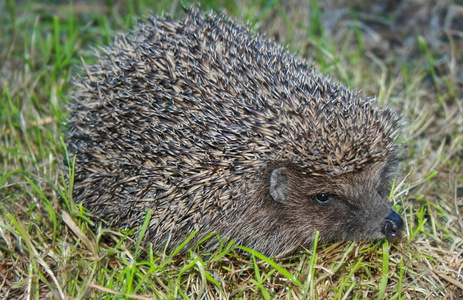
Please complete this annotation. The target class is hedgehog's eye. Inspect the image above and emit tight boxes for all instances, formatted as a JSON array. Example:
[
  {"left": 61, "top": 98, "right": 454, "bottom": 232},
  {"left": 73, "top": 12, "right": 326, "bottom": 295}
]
[{"left": 315, "top": 193, "right": 332, "bottom": 204}]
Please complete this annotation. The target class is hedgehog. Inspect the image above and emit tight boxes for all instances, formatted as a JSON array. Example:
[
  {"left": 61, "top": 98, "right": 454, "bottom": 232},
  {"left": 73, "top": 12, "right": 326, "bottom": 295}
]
[{"left": 67, "top": 9, "right": 404, "bottom": 257}]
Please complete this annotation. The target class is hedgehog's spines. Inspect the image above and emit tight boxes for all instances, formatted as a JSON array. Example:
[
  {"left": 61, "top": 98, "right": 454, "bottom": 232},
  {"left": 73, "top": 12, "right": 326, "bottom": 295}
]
[{"left": 67, "top": 10, "right": 403, "bottom": 256}]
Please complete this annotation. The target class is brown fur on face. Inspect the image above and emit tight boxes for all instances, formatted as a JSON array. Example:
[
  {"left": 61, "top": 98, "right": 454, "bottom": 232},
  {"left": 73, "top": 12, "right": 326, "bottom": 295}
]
[
  {"left": 67, "top": 9, "right": 404, "bottom": 256},
  {"left": 220, "top": 160, "right": 400, "bottom": 256}
]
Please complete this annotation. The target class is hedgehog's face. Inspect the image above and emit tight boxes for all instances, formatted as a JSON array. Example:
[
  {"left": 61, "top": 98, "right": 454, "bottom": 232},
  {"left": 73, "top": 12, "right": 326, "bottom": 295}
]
[{"left": 268, "top": 161, "right": 404, "bottom": 244}]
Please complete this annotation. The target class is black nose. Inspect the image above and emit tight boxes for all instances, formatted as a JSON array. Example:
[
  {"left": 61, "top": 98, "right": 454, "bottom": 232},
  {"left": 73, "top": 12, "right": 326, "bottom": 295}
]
[{"left": 381, "top": 210, "right": 404, "bottom": 238}]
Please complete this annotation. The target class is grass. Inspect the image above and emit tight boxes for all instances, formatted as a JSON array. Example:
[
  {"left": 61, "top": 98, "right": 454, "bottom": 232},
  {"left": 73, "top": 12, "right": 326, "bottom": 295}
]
[{"left": 1, "top": 0, "right": 462, "bottom": 299}]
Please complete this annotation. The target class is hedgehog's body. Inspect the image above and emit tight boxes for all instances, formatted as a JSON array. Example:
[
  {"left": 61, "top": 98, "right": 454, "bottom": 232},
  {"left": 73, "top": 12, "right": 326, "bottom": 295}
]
[{"left": 68, "top": 10, "right": 403, "bottom": 256}]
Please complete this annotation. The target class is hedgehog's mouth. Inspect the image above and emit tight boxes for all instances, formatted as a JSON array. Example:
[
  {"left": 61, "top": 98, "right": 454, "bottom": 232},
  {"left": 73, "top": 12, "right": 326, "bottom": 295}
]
[{"left": 383, "top": 220, "right": 398, "bottom": 237}]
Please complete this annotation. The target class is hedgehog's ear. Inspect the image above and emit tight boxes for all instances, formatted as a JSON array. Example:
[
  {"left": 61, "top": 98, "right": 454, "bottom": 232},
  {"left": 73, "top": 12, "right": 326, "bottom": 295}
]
[{"left": 269, "top": 167, "right": 289, "bottom": 203}]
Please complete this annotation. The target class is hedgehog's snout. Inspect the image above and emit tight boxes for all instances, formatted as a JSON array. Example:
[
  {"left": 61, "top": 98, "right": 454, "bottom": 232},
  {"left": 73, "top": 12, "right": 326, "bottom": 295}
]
[{"left": 381, "top": 210, "right": 404, "bottom": 238}]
